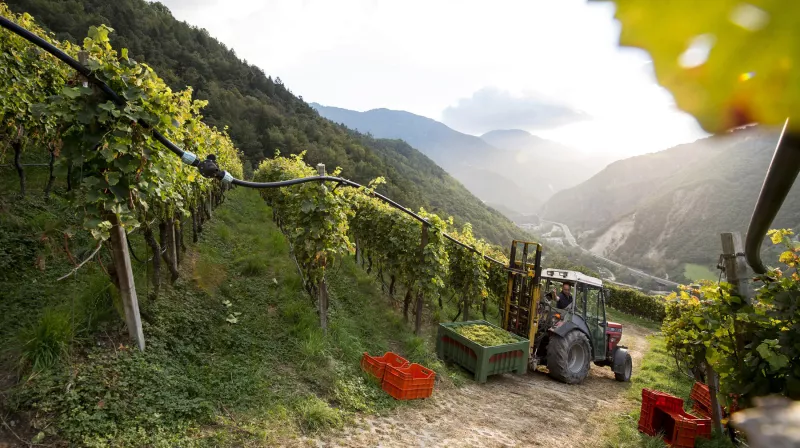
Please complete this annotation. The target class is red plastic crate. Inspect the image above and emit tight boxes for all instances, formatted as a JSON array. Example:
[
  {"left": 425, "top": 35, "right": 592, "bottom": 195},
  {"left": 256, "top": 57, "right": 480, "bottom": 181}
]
[
  {"left": 691, "top": 382, "right": 710, "bottom": 396},
  {"left": 638, "top": 405, "right": 656, "bottom": 436},
  {"left": 690, "top": 382, "right": 712, "bottom": 408},
  {"left": 643, "top": 388, "right": 685, "bottom": 413},
  {"left": 668, "top": 416, "right": 702, "bottom": 448},
  {"left": 692, "top": 402, "right": 711, "bottom": 419},
  {"left": 646, "top": 406, "right": 711, "bottom": 448},
  {"left": 360, "top": 352, "right": 409, "bottom": 381},
  {"left": 381, "top": 363, "right": 435, "bottom": 400},
  {"left": 639, "top": 388, "right": 685, "bottom": 433}
]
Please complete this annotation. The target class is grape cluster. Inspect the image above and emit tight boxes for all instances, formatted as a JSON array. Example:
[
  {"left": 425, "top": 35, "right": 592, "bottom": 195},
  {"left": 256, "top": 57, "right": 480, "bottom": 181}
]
[{"left": 455, "top": 324, "right": 518, "bottom": 346}]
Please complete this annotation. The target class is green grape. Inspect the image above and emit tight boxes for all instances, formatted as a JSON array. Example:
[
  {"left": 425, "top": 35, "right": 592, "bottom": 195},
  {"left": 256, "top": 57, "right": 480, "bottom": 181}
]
[{"left": 454, "top": 324, "right": 518, "bottom": 346}]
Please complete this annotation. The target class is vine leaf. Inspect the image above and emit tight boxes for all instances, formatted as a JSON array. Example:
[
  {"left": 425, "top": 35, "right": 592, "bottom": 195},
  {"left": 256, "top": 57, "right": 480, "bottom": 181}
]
[{"left": 603, "top": 0, "right": 799, "bottom": 133}]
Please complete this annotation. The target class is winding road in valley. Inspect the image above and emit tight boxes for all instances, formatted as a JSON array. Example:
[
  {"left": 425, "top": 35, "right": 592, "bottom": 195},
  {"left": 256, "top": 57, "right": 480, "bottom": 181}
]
[{"left": 540, "top": 220, "right": 681, "bottom": 289}]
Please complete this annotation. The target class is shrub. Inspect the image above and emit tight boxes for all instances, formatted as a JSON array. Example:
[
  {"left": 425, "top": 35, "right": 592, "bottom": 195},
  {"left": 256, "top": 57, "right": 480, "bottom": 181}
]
[
  {"left": 17, "top": 309, "right": 73, "bottom": 371},
  {"left": 236, "top": 255, "right": 268, "bottom": 277},
  {"left": 606, "top": 285, "right": 666, "bottom": 321},
  {"left": 293, "top": 396, "right": 343, "bottom": 433}
]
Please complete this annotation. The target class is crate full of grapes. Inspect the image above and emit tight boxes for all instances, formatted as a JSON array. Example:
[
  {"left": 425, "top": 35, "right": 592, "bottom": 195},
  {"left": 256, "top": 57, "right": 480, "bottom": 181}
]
[{"left": 436, "top": 320, "right": 529, "bottom": 383}]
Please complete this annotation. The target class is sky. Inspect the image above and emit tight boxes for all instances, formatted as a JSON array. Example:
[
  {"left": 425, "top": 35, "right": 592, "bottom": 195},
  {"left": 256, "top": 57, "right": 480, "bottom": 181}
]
[{"left": 158, "top": 0, "right": 708, "bottom": 157}]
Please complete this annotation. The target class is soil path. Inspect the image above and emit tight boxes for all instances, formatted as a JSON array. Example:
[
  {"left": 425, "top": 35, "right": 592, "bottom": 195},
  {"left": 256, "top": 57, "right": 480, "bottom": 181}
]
[{"left": 305, "top": 323, "right": 651, "bottom": 448}]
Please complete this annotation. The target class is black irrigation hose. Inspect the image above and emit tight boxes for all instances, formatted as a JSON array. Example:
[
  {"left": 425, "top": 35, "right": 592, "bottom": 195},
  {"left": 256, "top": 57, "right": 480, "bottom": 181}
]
[
  {"left": 0, "top": 14, "right": 508, "bottom": 269},
  {"left": 126, "top": 234, "right": 166, "bottom": 264},
  {"left": 745, "top": 120, "right": 800, "bottom": 275}
]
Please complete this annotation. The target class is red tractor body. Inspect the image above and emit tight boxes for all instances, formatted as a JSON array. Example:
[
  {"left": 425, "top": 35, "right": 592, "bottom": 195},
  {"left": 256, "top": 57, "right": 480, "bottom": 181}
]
[{"left": 606, "top": 321, "right": 623, "bottom": 354}]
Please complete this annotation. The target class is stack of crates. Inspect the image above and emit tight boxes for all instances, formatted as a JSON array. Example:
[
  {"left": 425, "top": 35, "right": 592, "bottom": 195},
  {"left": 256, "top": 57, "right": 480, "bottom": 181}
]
[
  {"left": 360, "top": 352, "right": 435, "bottom": 400},
  {"left": 638, "top": 388, "right": 711, "bottom": 447}
]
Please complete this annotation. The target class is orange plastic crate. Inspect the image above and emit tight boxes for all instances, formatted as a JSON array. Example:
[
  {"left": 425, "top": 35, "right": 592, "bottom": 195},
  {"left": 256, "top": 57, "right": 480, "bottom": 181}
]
[
  {"left": 360, "top": 352, "right": 409, "bottom": 381},
  {"left": 382, "top": 380, "right": 433, "bottom": 400},
  {"left": 381, "top": 363, "right": 435, "bottom": 400}
]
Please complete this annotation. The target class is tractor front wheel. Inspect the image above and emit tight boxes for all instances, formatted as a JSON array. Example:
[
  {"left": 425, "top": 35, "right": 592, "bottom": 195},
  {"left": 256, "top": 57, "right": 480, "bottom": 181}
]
[
  {"left": 615, "top": 351, "right": 633, "bottom": 382},
  {"left": 547, "top": 330, "right": 591, "bottom": 384}
]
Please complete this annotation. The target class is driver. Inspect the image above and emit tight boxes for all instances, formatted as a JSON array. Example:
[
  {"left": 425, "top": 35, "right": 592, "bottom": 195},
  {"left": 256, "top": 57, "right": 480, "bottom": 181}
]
[{"left": 556, "top": 283, "right": 573, "bottom": 309}]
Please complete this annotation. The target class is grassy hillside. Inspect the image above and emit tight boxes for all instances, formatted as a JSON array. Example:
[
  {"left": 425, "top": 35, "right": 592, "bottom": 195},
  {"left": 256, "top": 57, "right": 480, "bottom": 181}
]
[
  {"left": 4, "top": 0, "right": 525, "bottom": 246},
  {"left": 542, "top": 126, "right": 800, "bottom": 272},
  {"left": 0, "top": 171, "right": 451, "bottom": 445}
]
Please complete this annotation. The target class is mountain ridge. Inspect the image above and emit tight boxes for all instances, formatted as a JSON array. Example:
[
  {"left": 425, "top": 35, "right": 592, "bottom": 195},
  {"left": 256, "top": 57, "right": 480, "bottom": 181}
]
[
  {"left": 312, "top": 103, "right": 613, "bottom": 215},
  {"left": 541, "top": 126, "right": 800, "bottom": 278}
]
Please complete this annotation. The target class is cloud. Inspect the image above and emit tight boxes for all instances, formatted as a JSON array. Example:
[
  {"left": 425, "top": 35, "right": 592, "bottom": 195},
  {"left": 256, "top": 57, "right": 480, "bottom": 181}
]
[{"left": 441, "top": 87, "right": 590, "bottom": 135}]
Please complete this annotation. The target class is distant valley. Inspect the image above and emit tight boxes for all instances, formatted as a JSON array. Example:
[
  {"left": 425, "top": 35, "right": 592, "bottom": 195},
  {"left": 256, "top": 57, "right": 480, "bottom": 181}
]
[
  {"left": 312, "top": 104, "right": 615, "bottom": 216},
  {"left": 540, "top": 126, "right": 800, "bottom": 281}
]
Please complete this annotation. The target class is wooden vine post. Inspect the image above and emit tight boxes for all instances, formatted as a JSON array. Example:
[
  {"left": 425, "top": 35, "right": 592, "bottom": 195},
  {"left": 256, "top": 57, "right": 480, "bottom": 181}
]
[
  {"left": 108, "top": 218, "right": 145, "bottom": 351},
  {"left": 709, "top": 232, "right": 750, "bottom": 434},
  {"left": 317, "top": 163, "right": 329, "bottom": 333},
  {"left": 166, "top": 217, "right": 179, "bottom": 281},
  {"left": 414, "top": 223, "right": 429, "bottom": 335}
]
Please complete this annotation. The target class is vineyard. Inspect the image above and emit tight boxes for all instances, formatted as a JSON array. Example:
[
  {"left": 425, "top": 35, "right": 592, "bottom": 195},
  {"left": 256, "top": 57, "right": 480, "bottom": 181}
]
[
  {"left": 2, "top": 1, "right": 799, "bottom": 446},
  {"left": 0, "top": 4, "right": 512, "bottom": 352}
]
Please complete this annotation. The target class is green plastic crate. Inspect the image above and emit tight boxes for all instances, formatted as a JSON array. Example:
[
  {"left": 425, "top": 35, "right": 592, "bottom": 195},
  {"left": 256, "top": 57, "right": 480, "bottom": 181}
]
[{"left": 436, "top": 320, "right": 529, "bottom": 383}]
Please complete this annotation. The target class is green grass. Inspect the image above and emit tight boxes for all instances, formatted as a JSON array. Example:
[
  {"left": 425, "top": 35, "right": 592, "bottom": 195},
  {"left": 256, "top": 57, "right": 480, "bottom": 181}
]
[
  {"left": 3, "top": 186, "right": 447, "bottom": 446},
  {"left": 683, "top": 263, "right": 718, "bottom": 282}
]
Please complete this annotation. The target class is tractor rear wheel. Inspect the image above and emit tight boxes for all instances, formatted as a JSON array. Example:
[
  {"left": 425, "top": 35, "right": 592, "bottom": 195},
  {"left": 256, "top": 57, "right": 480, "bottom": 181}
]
[{"left": 547, "top": 330, "right": 591, "bottom": 384}]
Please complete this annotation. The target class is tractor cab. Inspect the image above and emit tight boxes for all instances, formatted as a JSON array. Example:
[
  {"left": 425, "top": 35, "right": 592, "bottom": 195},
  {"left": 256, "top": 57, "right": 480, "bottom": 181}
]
[{"left": 501, "top": 241, "right": 633, "bottom": 384}]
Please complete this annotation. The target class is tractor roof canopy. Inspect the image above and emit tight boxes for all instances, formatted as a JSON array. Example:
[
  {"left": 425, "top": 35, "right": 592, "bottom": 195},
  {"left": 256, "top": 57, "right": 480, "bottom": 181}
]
[{"left": 542, "top": 268, "right": 603, "bottom": 287}]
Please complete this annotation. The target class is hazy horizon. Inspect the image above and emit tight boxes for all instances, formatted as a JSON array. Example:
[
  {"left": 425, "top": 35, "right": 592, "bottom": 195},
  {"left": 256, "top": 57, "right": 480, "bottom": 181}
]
[{"left": 158, "top": 0, "right": 709, "bottom": 158}]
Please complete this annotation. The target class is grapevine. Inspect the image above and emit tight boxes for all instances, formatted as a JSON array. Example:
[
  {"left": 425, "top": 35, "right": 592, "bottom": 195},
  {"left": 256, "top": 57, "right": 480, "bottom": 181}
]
[
  {"left": 0, "top": 4, "right": 75, "bottom": 195},
  {"left": 446, "top": 223, "right": 490, "bottom": 321},
  {"left": 0, "top": 7, "right": 245, "bottom": 345},
  {"left": 253, "top": 153, "right": 353, "bottom": 329},
  {"left": 1, "top": 6, "right": 512, "bottom": 344},
  {"left": 662, "top": 229, "right": 800, "bottom": 404}
]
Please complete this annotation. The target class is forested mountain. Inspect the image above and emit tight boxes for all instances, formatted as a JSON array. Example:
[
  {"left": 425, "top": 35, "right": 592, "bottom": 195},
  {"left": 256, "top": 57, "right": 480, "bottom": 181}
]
[
  {"left": 541, "top": 126, "right": 800, "bottom": 274},
  {"left": 5, "top": 0, "right": 526, "bottom": 245},
  {"left": 313, "top": 104, "right": 611, "bottom": 215}
]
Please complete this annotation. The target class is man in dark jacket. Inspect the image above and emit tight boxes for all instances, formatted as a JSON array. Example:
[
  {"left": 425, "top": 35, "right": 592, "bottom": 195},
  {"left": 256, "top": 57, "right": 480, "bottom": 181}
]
[{"left": 556, "top": 283, "right": 574, "bottom": 309}]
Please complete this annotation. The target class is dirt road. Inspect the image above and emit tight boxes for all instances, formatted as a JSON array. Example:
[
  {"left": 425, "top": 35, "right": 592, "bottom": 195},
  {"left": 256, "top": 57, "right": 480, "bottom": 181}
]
[{"left": 306, "top": 323, "right": 651, "bottom": 448}]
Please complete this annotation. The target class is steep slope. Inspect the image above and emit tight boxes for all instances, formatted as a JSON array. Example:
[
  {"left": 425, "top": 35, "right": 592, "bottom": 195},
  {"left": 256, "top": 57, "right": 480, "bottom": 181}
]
[
  {"left": 541, "top": 126, "right": 800, "bottom": 270},
  {"left": 0, "top": 176, "right": 446, "bottom": 445},
  {"left": 313, "top": 105, "right": 613, "bottom": 215},
  {"left": 7, "top": 0, "right": 525, "bottom": 245}
]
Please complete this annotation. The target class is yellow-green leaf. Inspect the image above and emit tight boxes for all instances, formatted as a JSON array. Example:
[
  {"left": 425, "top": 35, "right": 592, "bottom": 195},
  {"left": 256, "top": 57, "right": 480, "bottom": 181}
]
[{"left": 604, "top": 0, "right": 799, "bottom": 133}]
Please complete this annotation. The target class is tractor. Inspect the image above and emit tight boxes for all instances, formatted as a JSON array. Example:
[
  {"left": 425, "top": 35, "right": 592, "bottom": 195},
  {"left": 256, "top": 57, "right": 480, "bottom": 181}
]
[{"left": 501, "top": 240, "right": 633, "bottom": 384}]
